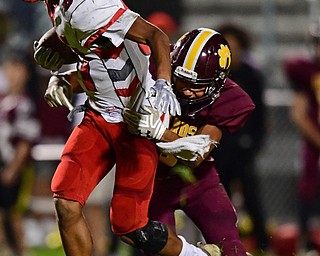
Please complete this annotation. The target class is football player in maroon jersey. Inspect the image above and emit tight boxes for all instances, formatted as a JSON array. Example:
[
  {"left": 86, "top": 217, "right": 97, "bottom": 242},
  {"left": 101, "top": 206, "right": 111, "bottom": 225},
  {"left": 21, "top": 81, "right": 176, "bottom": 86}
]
[
  {"left": 283, "top": 20, "right": 320, "bottom": 253},
  {"left": 123, "top": 28, "right": 255, "bottom": 256}
]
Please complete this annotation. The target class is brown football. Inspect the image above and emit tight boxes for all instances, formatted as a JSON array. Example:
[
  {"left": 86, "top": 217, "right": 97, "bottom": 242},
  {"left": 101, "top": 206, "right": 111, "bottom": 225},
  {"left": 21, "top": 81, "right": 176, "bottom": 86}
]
[{"left": 37, "top": 27, "right": 78, "bottom": 64}]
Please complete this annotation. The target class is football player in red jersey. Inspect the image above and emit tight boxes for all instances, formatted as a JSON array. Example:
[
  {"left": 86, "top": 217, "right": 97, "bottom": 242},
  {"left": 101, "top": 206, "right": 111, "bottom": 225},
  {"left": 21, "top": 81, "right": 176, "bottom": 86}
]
[
  {"left": 283, "top": 20, "right": 320, "bottom": 253},
  {"left": 22, "top": 0, "right": 224, "bottom": 256},
  {"left": 123, "top": 28, "right": 255, "bottom": 256}
]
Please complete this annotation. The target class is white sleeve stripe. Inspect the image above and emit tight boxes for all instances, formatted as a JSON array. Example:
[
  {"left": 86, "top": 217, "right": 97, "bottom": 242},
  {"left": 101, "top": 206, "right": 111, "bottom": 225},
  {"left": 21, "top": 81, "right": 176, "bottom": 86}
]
[{"left": 84, "top": 8, "right": 126, "bottom": 48}]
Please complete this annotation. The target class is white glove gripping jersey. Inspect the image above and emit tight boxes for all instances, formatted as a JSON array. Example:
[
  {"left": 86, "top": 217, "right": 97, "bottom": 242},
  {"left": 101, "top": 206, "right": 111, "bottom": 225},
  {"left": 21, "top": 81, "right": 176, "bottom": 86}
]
[{"left": 53, "top": 0, "right": 156, "bottom": 123}]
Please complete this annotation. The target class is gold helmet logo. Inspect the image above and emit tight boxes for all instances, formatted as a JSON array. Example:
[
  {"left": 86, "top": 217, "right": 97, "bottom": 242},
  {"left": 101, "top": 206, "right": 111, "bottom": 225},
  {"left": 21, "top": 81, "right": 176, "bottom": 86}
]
[{"left": 218, "top": 44, "right": 231, "bottom": 70}]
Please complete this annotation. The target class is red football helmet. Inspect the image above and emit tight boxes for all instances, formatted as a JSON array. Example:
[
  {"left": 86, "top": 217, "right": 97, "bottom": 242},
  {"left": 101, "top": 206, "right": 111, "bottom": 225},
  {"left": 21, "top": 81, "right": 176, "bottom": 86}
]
[{"left": 171, "top": 28, "right": 232, "bottom": 116}]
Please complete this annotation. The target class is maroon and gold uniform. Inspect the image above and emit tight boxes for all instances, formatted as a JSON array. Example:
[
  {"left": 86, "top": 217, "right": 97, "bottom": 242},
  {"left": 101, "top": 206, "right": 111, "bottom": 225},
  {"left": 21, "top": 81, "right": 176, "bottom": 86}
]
[
  {"left": 150, "top": 78, "right": 255, "bottom": 256},
  {"left": 284, "top": 57, "right": 320, "bottom": 201}
]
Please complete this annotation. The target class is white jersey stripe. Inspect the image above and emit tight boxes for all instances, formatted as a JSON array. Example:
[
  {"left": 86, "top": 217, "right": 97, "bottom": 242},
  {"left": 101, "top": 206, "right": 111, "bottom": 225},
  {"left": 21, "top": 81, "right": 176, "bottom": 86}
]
[{"left": 84, "top": 8, "right": 126, "bottom": 48}]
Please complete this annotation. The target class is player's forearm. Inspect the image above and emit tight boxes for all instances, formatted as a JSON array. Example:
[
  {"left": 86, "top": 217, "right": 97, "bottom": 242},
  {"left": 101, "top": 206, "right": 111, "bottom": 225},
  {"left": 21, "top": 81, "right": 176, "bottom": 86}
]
[
  {"left": 59, "top": 70, "right": 83, "bottom": 93},
  {"left": 148, "top": 31, "right": 171, "bottom": 82},
  {"left": 159, "top": 125, "right": 222, "bottom": 168},
  {"left": 126, "top": 17, "right": 171, "bottom": 82},
  {"left": 160, "top": 129, "right": 181, "bottom": 142}
]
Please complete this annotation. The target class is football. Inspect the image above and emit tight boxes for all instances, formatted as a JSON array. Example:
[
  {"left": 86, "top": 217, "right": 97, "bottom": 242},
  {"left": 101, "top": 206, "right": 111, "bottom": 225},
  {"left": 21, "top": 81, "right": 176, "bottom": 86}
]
[{"left": 36, "top": 27, "right": 78, "bottom": 64}]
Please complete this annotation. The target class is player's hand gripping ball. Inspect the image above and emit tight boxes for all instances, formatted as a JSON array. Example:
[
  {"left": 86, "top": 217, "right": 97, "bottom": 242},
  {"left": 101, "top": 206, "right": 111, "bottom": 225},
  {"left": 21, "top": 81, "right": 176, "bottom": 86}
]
[{"left": 34, "top": 27, "right": 78, "bottom": 70}]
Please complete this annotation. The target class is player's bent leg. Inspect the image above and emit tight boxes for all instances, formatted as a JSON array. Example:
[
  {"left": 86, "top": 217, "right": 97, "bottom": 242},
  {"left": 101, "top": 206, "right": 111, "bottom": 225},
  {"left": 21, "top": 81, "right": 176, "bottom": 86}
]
[
  {"left": 54, "top": 198, "right": 93, "bottom": 256},
  {"left": 120, "top": 220, "right": 221, "bottom": 256},
  {"left": 120, "top": 220, "right": 171, "bottom": 254},
  {"left": 120, "top": 220, "right": 182, "bottom": 255},
  {"left": 185, "top": 181, "right": 247, "bottom": 256}
]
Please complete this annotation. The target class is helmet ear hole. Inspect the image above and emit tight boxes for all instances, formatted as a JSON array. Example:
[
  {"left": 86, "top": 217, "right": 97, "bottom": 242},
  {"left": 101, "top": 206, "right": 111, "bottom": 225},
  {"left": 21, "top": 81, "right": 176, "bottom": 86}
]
[{"left": 171, "top": 28, "right": 231, "bottom": 116}]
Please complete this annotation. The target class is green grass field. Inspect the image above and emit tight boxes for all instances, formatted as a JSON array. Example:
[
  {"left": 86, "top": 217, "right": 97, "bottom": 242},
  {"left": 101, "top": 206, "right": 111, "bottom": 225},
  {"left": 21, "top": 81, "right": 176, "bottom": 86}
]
[
  {"left": 30, "top": 247, "right": 65, "bottom": 256},
  {"left": 30, "top": 242, "right": 135, "bottom": 256}
]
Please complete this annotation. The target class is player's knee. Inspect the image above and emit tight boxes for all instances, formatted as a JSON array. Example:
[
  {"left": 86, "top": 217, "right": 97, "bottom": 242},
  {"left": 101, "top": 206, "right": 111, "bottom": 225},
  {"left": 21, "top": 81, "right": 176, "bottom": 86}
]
[
  {"left": 121, "top": 220, "right": 168, "bottom": 254},
  {"left": 54, "top": 198, "right": 83, "bottom": 224}
]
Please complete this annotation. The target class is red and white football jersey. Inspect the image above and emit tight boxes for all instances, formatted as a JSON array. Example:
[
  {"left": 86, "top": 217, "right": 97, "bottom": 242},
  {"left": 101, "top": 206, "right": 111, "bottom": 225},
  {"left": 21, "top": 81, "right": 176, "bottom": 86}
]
[{"left": 49, "top": 0, "right": 155, "bottom": 123}]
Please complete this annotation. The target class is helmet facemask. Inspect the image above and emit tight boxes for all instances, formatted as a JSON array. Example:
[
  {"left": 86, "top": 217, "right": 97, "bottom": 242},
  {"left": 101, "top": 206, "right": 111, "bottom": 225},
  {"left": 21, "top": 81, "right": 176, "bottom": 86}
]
[{"left": 173, "top": 69, "right": 226, "bottom": 117}]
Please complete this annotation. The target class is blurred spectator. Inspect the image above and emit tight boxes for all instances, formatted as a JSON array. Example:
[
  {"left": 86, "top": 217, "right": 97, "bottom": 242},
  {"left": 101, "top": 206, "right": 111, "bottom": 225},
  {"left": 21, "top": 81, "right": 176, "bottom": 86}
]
[
  {"left": 213, "top": 23, "right": 268, "bottom": 253},
  {"left": 283, "top": 20, "right": 320, "bottom": 253},
  {"left": 0, "top": 9, "right": 11, "bottom": 95},
  {"left": 0, "top": 8, "right": 11, "bottom": 50},
  {"left": 0, "top": 0, "right": 46, "bottom": 46},
  {"left": 0, "top": 49, "right": 41, "bottom": 256},
  {"left": 124, "top": 0, "right": 183, "bottom": 29},
  {"left": 37, "top": 77, "right": 72, "bottom": 143},
  {"left": 147, "top": 11, "right": 179, "bottom": 40}
]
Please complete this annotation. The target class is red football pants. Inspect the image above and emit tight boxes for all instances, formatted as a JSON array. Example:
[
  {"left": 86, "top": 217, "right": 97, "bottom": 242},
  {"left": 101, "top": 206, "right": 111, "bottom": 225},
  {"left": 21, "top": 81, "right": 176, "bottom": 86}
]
[{"left": 51, "top": 109, "right": 158, "bottom": 234}]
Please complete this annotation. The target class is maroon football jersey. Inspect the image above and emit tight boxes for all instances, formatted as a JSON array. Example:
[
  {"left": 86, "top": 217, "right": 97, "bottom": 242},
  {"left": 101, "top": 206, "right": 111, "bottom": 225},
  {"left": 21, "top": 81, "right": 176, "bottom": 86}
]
[
  {"left": 157, "top": 78, "right": 255, "bottom": 177},
  {"left": 283, "top": 57, "right": 320, "bottom": 199},
  {"left": 283, "top": 57, "right": 320, "bottom": 126},
  {"left": 176, "top": 78, "right": 255, "bottom": 133}
]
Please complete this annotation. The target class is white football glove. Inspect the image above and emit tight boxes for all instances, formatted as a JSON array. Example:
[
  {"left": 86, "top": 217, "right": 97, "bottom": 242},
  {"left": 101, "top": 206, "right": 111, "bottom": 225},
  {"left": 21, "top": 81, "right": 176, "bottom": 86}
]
[
  {"left": 149, "top": 79, "right": 181, "bottom": 116},
  {"left": 156, "top": 135, "right": 218, "bottom": 161},
  {"left": 33, "top": 41, "right": 65, "bottom": 71},
  {"left": 44, "top": 75, "right": 73, "bottom": 111},
  {"left": 123, "top": 106, "right": 166, "bottom": 140}
]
